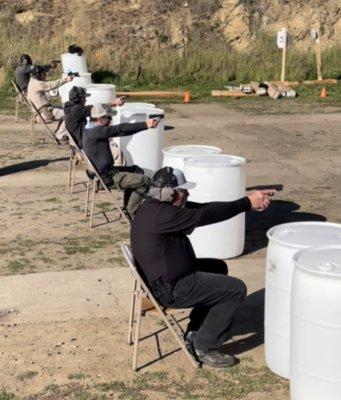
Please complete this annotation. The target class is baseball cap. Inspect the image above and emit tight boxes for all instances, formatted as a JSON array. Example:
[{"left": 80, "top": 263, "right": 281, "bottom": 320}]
[
  {"left": 69, "top": 86, "right": 90, "bottom": 103},
  {"left": 90, "top": 104, "right": 114, "bottom": 119},
  {"left": 152, "top": 166, "right": 196, "bottom": 190}
]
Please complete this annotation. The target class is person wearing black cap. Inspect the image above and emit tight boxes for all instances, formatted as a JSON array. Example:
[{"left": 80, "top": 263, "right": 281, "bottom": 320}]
[
  {"left": 83, "top": 104, "right": 160, "bottom": 219},
  {"left": 64, "top": 86, "right": 126, "bottom": 148},
  {"left": 131, "top": 166, "right": 275, "bottom": 368},
  {"left": 14, "top": 55, "right": 59, "bottom": 93}
]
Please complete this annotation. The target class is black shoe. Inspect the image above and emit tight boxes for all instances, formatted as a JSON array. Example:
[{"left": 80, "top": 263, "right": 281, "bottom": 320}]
[
  {"left": 194, "top": 349, "right": 236, "bottom": 368},
  {"left": 183, "top": 331, "right": 200, "bottom": 361}
]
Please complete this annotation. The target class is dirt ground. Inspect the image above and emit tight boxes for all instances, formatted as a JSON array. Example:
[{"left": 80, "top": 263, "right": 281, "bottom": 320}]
[{"left": 0, "top": 101, "right": 340, "bottom": 399}]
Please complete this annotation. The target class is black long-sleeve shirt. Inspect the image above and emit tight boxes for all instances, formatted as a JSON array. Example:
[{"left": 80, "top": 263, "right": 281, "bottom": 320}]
[
  {"left": 83, "top": 122, "right": 148, "bottom": 173},
  {"left": 131, "top": 197, "right": 251, "bottom": 284},
  {"left": 64, "top": 102, "right": 93, "bottom": 148}
]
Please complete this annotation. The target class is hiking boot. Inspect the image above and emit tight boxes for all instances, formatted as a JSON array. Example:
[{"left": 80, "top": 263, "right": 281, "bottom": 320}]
[{"left": 194, "top": 349, "right": 236, "bottom": 369}]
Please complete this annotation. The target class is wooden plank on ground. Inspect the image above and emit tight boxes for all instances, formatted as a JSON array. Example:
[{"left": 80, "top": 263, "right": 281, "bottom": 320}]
[
  {"left": 302, "top": 79, "right": 338, "bottom": 85},
  {"left": 211, "top": 90, "right": 258, "bottom": 97},
  {"left": 116, "top": 91, "right": 183, "bottom": 98},
  {"left": 250, "top": 82, "right": 267, "bottom": 96},
  {"left": 265, "top": 82, "right": 281, "bottom": 99}
]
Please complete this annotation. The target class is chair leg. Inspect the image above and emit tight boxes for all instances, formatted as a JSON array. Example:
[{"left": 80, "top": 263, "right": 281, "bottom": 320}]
[
  {"left": 71, "top": 158, "right": 77, "bottom": 194},
  {"left": 128, "top": 280, "right": 137, "bottom": 345},
  {"left": 89, "top": 179, "right": 97, "bottom": 227},
  {"left": 68, "top": 148, "right": 73, "bottom": 187},
  {"left": 30, "top": 117, "right": 35, "bottom": 144},
  {"left": 15, "top": 99, "right": 19, "bottom": 123},
  {"left": 132, "top": 291, "right": 143, "bottom": 371},
  {"left": 85, "top": 178, "right": 91, "bottom": 217}
]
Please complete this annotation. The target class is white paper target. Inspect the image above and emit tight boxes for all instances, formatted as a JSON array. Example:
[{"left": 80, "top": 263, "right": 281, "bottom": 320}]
[{"left": 277, "top": 28, "right": 288, "bottom": 49}]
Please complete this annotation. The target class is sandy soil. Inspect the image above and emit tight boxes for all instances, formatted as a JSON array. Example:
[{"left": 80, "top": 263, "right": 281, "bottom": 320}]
[{"left": 0, "top": 102, "right": 340, "bottom": 399}]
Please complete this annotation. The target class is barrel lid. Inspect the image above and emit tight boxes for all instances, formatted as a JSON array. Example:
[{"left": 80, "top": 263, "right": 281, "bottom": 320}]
[
  {"left": 163, "top": 145, "right": 222, "bottom": 157},
  {"left": 184, "top": 154, "right": 246, "bottom": 168},
  {"left": 86, "top": 84, "right": 116, "bottom": 90},
  {"left": 294, "top": 246, "right": 341, "bottom": 277},
  {"left": 119, "top": 107, "right": 164, "bottom": 117},
  {"left": 267, "top": 222, "right": 341, "bottom": 249}
]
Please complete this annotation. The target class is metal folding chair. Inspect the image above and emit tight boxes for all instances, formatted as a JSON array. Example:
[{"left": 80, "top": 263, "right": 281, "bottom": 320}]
[
  {"left": 121, "top": 243, "right": 200, "bottom": 371},
  {"left": 11, "top": 80, "right": 32, "bottom": 123},
  {"left": 81, "top": 150, "right": 130, "bottom": 227},
  {"left": 66, "top": 131, "right": 85, "bottom": 194},
  {"left": 26, "top": 99, "right": 61, "bottom": 145}
]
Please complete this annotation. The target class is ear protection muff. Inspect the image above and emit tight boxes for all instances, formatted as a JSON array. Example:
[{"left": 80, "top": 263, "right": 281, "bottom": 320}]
[{"left": 159, "top": 186, "right": 176, "bottom": 203}]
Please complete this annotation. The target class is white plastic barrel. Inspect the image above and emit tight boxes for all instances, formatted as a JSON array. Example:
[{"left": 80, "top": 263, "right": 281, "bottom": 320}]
[
  {"left": 163, "top": 145, "right": 222, "bottom": 170},
  {"left": 265, "top": 222, "right": 341, "bottom": 379},
  {"left": 58, "top": 72, "right": 92, "bottom": 104},
  {"left": 61, "top": 53, "right": 87, "bottom": 74},
  {"left": 111, "top": 103, "right": 156, "bottom": 125},
  {"left": 291, "top": 245, "right": 341, "bottom": 400},
  {"left": 86, "top": 84, "right": 116, "bottom": 106},
  {"left": 184, "top": 154, "right": 246, "bottom": 259},
  {"left": 113, "top": 107, "right": 165, "bottom": 177}
]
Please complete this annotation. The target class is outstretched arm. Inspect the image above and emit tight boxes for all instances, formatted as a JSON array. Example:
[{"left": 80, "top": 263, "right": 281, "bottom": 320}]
[{"left": 196, "top": 190, "right": 275, "bottom": 227}]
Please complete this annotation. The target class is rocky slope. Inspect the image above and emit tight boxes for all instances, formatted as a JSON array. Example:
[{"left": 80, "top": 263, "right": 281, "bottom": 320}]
[{"left": 0, "top": 0, "right": 340, "bottom": 68}]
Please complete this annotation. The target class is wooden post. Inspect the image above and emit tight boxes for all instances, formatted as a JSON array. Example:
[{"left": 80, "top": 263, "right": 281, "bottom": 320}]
[
  {"left": 315, "top": 38, "right": 323, "bottom": 81},
  {"left": 281, "top": 46, "right": 287, "bottom": 82}
]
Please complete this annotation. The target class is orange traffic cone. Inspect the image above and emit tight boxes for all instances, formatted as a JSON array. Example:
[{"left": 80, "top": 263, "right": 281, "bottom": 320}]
[
  {"left": 183, "top": 90, "right": 191, "bottom": 103},
  {"left": 320, "top": 87, "right": 328, "bottom": 98}
]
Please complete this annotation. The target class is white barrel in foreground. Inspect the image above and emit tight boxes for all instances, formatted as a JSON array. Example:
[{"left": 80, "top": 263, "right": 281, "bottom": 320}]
[
  {"left": 291, "top": 246, "right": 341, "bottom": 400},
  {"left": 61, "top": 53, "right": 87, "bottom": 74},
  {"left": 58, "top": 72, "right": 92, "bottom": 104},
  {"left": 265, "top": 222, "right": 341, "bottom": 379},
  {"left": 184, "top": 154, "right": 246, "bottom": 259},
  {"left": 163, "top": 145, "right": 222, "bottom": 170},
  {"left": 86, "top": 84, "right": 116, "bottom": 106},
  {"left": 113, "top": 107, "right": 165, "bottom": 177}
]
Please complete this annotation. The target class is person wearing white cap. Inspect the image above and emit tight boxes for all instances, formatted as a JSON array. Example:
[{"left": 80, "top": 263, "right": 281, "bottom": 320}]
[
  {"left": 131, "top": 166, "right": 275, "bottom": 368},
  {"left": 83, "top": 104, "right": 160, "bottom": 219}
]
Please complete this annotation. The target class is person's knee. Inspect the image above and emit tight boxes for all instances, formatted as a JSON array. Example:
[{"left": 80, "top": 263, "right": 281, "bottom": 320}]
[{"left": 237, "top": 279, "right": 247, "bottom": 300}]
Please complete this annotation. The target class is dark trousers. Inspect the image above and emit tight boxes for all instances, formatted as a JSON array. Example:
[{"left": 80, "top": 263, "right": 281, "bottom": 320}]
[{"left": 159, "top": 258, "right": 247, "bottom": 353}]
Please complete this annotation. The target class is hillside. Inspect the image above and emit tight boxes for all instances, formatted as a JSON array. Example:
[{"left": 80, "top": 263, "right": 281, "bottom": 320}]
[{"left": 0, "top": 0, "right": 340, "bottom": 84}]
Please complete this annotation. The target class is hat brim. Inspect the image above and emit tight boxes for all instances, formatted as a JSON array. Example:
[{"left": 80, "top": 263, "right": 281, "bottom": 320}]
[{"left": 176, "top": 181, "right": 196, "bottom": 190}]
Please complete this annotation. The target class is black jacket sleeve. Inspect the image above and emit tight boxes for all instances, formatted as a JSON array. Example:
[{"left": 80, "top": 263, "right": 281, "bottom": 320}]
[
  {"left": 96, "top": 122, "right": 148, "bottom": 140},
  {"left": 188, "top": 197, "right": 252, "bottom": 227}
]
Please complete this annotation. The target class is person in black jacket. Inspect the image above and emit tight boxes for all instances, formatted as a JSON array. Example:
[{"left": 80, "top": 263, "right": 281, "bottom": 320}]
[
  {"left": 131, "top": 166, "right": 275, "bottom": 368},
  {"left": 64, "top": 86, "right": 126, "bottom": 148},
  {"left": 14, "top": 54, "right": 59, "bottom": 93},
  {"left": 83, "top": 104, "right": 160, "bottom": 219}
]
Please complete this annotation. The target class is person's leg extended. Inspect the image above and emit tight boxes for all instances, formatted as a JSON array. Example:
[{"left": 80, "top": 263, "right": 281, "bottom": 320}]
[
  {"left": 112, "top": 171, "right": 150, "bottom": 217},
  {"left": 171, "top": 271, "right": 247, "bottom": 352}
]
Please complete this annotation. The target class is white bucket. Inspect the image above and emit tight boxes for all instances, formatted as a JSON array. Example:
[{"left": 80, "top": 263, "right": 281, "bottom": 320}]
[
  {"left": 58, "top": 72, "right": 92, "bottom": 104},
  {"left": 265, "top": 222, "right": 341, "bottom": 379},
  {"left": 85, "top": 84, "right": 116, "bottom": 106},
  {"left": 163, "top": 145, "right": 222, "bottom": 171},
  {"left": 291, "top": 245, "right": 341, "bottom": 400},
  {"left": 61, "top": 52, "right": 87, "bottom": 74},
  {"left": 184, "top": 154, "right": 246, "bottom": 259},
  {"left": 113, "top": 107, "right": 165, "bottom": 177},
  {"left": 111, "top": 103, "right": 156, "bottom": 125}
]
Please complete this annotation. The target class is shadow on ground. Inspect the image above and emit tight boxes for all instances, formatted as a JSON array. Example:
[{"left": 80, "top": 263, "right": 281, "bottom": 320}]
[
  {"left": 244, "top": 198, "right": 326, "bottom": 255},
  {"left": 0, "top": 157, "right": 68, "bottom": 177}
]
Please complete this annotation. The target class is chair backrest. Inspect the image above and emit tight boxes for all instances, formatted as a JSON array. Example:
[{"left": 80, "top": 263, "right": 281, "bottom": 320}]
[
  {"left": 121, "top": 243, "right": 156, "bottom": 301},
  {"left": 66, "top": 129, "right": 81, "bottom": 152},
  {"left": 80, "top": 149, "right": 112, "bottom": 195},
  {"left": 11, "top": 80, "right": 31, "bottom": 109}
]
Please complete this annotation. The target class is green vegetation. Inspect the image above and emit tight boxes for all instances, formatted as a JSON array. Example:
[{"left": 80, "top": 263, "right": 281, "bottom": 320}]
[
  {"left": 7, "top": 258, "right": 31, "bottom": 273},
  {"left": 0, "top": 359, "right": 289, "bottom": 399}
]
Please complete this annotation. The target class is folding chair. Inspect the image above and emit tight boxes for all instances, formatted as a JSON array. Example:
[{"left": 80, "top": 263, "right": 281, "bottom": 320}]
[
  {"left": 66, "top": 131, "right": 85, "bottom": 194},
  {"left": 11, "top": 80, "right": 32, "bottom": 123},
  {"left": 27, "top": 99, "right": 61, "bottom": 146},
  {"left": 121, "top": 243, "right": 200, "bottom": 371},
  {"left": 81, "top": 150, "right": 130, "bottom": 227}
]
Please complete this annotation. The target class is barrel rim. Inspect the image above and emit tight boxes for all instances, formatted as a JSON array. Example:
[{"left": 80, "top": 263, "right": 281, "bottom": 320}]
[
  {"left": 293, "top": 245, "right": 341, "bottom": 278},
  {"left": 184, "top": 154, "right": 246, "bottom": 167},
  {"left": 163, "top": 144, "right": 222, "bottom": 157},
  {"left": 267, "top": 221, "right": 341, "bottom": 249},
  {"left": 86, "top": 84, "right": 116, "bottom": 89}
]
